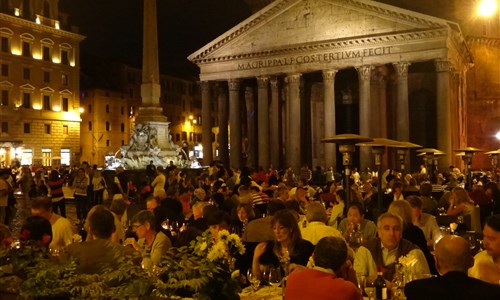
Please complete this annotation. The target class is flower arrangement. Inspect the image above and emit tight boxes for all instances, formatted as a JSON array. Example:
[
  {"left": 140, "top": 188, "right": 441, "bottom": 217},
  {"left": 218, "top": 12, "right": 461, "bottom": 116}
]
[
  {"left": 397, "top": 253, "right": 418, "bottom": 283},
  {"left": 154, "top": 229, "right": 246, "bottom": 300}
]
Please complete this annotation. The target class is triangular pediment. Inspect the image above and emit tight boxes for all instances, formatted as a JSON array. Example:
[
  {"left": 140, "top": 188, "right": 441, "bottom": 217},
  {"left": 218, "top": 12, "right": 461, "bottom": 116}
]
[
  {"left": 40, "top": 87, "right": 55, "bottom": 93},
  {"left": 0, "top": 81, "right": 14, "bottom": 88},
  {"left": 189, "top": 0, "right": 453, "bottom": 63},
  {"left": 59, "top": 89, "right": 72, "bottom": 95},
  {"left": 20, "top": 84, "right": 35, "bottom": 90}
]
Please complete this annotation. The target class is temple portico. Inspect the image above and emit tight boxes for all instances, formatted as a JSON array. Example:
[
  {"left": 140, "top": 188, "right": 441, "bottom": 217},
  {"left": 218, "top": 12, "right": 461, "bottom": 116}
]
[{"left": 190, "top": 0, "right": 472, "bottom": 172}]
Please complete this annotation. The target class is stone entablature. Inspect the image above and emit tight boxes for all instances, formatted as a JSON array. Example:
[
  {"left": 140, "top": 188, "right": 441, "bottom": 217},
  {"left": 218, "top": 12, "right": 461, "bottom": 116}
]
[{"left": 189, "top": 0, "right": 471, "bottom": 81}]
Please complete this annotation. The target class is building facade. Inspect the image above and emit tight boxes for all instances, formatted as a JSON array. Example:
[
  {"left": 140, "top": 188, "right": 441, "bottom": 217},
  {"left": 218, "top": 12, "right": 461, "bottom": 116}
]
[
  {"left": 79, "top": 62, "right": 217, "bottom": 166},
  {"left": 190, "top": 0, "right": 472, "bottom": 172},
  {"left": 0, "top": 0, "right": 84, "bottom": 168}
]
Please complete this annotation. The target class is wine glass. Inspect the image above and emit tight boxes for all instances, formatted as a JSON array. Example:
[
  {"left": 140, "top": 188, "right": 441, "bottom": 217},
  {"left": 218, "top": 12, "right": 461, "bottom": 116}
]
[
  {"left": 267, "top": 266, "right": 282, "bottom": 295},
  {"left": 466, "top": 232, "right": 477, "bottom": 251},
  {"left": 246, "top": 270, "right": 260, "bottom": 292},
  {"left": 364, "top": 278, "right": 376, "bottom": 300}
]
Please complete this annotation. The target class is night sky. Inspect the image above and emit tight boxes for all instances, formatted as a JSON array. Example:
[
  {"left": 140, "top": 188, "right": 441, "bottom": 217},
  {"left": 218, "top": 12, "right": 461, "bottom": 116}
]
[{"left": 59, "top": 0, "right": 252, "bottom": 76}]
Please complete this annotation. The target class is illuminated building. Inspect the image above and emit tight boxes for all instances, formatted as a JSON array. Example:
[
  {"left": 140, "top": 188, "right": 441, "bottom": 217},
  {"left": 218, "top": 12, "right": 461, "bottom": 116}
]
[
  {"left": 0, "top": 0, "right": 84, "bottom": 168},
  {"left": 79, "top": 61, "right": 215, "bottom": 166}
]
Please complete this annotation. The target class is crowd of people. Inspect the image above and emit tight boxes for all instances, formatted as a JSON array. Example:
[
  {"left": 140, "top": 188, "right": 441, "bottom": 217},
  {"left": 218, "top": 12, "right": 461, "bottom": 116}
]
[{"left": 1, "top": 161, "right": 500, "bottom": 299}]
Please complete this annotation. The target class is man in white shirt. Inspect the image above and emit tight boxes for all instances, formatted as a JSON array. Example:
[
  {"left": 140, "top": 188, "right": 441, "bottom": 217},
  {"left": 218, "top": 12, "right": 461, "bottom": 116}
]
[
  {"left": 469, "top": 214, "right": 500, "bottom": 284},
  {"left": 301, "top": 202, "right": 343, "bottom": 245},
  {"left": 31, "top": 196, "right": 75, "bottom": 250},
  {"left": 354, "top": 212, "right": 430, "bottom": 281},
  {"left": 408, "top": 196, "right": 441, "bottom": 247}
]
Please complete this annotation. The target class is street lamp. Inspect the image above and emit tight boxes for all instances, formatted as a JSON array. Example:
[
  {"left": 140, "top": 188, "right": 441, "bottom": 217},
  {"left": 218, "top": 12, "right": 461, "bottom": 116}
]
[
  {"left": 321, "top": 134, "right": 373, "bottom": 208},
  {"left": 357, "top": 138, "right": 401, "bottom": 214},
  {"left": 455, "top": 147, "right": 483, "bottom": 190},
  {"left": 485, "top": 149, "right": 500, "bottom": 182},
  {"left": 478, "top": 0, "right": 497, "bottom": 17},
  {"left": 417, "top": 148, "right": 445, "bottom": 182},
  {"left": 392, "top": 141, "right": 422, "bottom": 176}
]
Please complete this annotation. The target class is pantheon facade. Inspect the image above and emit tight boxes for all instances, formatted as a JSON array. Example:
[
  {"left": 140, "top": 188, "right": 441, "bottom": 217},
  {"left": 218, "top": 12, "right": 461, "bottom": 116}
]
[{"left": 189, "top": 0, "right": 472, "bottom": 172}]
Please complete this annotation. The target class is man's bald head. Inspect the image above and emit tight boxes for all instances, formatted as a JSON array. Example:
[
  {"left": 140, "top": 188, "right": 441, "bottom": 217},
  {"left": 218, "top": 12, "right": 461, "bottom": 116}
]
[{"left": 435, "top": 235, "right": 473, "bottom": 274}]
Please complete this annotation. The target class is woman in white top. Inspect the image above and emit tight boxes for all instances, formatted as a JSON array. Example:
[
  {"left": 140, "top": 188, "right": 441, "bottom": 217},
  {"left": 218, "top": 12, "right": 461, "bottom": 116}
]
[
  {"left": 92, "top": 170, "right": 106, "bottom": 205},
  {"left": 151, "top": 166, "right": 166, "bottom": 198}
]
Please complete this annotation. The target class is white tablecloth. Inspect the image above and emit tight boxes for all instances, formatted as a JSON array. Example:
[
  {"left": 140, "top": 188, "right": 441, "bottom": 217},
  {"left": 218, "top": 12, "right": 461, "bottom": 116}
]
[{"left": 240, "top": 285, "right": 282, "bottom": 300}]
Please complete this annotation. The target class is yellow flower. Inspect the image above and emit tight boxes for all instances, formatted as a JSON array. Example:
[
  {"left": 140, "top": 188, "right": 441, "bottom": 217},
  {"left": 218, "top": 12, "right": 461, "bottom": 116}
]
[
  {"left": 199, "top": 242, "right": 208, "bottom": 251},
  {"left": 231, "top": 270, "right": 240, "bottom": 279}
]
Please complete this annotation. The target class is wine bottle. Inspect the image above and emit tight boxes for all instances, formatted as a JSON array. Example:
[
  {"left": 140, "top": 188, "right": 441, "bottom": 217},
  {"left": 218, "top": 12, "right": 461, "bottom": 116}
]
[{"left": 374, "top": 271, "right": 387, "bottom": 300}]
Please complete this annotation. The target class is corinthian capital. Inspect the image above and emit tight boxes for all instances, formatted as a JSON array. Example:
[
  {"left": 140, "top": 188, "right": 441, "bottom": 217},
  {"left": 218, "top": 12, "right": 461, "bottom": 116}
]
[
  {"left": 200, "top": 81, "right": 211, "bottom": 92},
  {"left": 322, "top": 69, "right": 338, "bottom": 82},
  {"left": 393, "top": 62, "right": 411, "bottom": 78},
  {"left": 228, "top": 79, "right": 241, "bottom": 91},
  {"left": 356, "top": 65, "right": 373, "bottom": 81},
  {"left": 257, "top": 76, "right": 270, "bottom": 89},
  {"left": 285, "top": 73, "right": 302, "bottom": 84}
]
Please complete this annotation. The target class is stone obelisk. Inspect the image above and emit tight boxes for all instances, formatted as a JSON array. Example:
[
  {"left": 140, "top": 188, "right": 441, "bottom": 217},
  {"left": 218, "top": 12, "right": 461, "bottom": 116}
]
[
  {"left": 119, "top": 0, "right": 179, "bottom": 169},
  {"left": 136, "top": 0, "right": 166, "bottom": 123}
]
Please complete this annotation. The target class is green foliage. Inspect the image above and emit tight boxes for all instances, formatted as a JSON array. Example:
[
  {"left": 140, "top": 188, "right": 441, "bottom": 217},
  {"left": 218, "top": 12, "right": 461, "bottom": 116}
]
[
  {"left": 153, "top": 230, "right": 244, "bottom": 300},
  {"left": 0, "top": 230, "right": 246, "bottom": 299}
]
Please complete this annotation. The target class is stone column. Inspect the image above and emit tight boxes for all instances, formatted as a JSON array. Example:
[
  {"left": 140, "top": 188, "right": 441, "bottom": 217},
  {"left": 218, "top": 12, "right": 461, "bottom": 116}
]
[
  {"left": 322, "top": 69, "right": 338, "bottom": 169},
  {"left": 201, "top": 81, "right": 213, "bottom": 165},
  {"left": 357, "top": 65, "right": 373, "bottom": 171},
  {"left": 229, "top": 79, "right": 242, "bottom": 169},
  {"left": 218, "top": 84, "right": 229, "bottom": 168},
  {"left": 257, "top": 76, "right": 270, "bottom": 169},
  {"left": 245, "top": 86, "right": 256, "bottom": 169},
  {"left": 435, "top": 59, "right": 453, "bottom": 169},
  {"left": 378, "top": 74, "right": 388, "bottom": 138},
  {"left": 270, "top": 77, "right": 280, "bottom": 169},
  {"left": 286, "top": 74, "right": 302, "bottom": 172},
  {"left": 393, "top": 62, "right": 411, "bottom": 142}
]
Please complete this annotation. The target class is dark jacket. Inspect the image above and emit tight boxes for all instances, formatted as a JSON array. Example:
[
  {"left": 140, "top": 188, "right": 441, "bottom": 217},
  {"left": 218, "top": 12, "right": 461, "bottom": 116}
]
[{"left": 405, "top": 271, "right": 500, "bottom": 300}]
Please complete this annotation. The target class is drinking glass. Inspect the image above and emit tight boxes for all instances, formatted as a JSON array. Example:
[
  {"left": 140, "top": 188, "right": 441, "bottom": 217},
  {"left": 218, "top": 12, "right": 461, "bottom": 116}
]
[
  {"left": 267, "top": 266, "right": 282, "bottom": 295},
  {"left": 364, "top": 278, "right": 376, "bottom": 300},
  {"left": 247, "top": 270, "right": 260, "bottom": 292},
  {"left": 355, "top": 274, "right": 366, "bottom": 294},
  {"left": 466, "top": 232, "right": 477, "bottom": 251}
]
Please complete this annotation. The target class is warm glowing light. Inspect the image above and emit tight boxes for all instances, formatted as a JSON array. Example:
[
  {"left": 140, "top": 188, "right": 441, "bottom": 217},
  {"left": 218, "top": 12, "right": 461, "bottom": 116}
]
[
  {"left": 14, "top": 8, "right": 20, "bottom": 16},
  {"left": 55, "top": 21, "right": 60, "bottom": 29},
  {"left": 35, "top": 16, "right": 41, "bottom": 24},
  {"left": 53, "top": 105, "right": 61, "bottom": 112},
  {"left": 52, "top": 58, "right": 60, "bottom": 64},
  {"left": 11, "top": 48, "right": 21, "bottom": 55},
  {"left": 0, "top": 148, "right": 5, "bottom": 155},
  {"left": 32, "top": 53, "right": 41, "bottom": 60},
  {"left": 78, "top": 107, "right": 84, "bottom": 113},
  {"left": 184, "top": 121, "right": 192, "bottom": 131},
  {"left": 70, "top": 61, "right": 75, "bottom": 67},
  {"left": 33, "top": 104, "right": 42, "bottom": 110},
  {"left": 478, "top": 0, "right": 497, "bottom": 17},
  {"left": 189, "top": 115, "right": 193, "bottom": 120},
  {"left": 495, "top": 131, "right": 500, "bottom": 141},
  {"left": 193, "top": 120, "right": 197, "bottom": 124}
]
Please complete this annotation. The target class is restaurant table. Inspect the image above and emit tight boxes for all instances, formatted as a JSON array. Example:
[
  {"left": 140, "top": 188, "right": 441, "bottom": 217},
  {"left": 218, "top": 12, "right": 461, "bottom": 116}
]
[{"left": 240, "top": 285, "right": 282, "bottom": 300}]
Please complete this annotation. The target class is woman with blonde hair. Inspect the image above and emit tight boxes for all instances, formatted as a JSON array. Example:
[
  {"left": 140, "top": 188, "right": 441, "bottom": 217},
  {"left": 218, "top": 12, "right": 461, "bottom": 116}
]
[{"left": 447, "top": 187, "right": 475, "bottom": 217}]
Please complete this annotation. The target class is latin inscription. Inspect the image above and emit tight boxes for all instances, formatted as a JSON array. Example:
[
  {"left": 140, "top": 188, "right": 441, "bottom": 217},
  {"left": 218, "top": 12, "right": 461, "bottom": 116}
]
[{"left": 237, "top": 46, "right": 392, "bottom": 70}]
